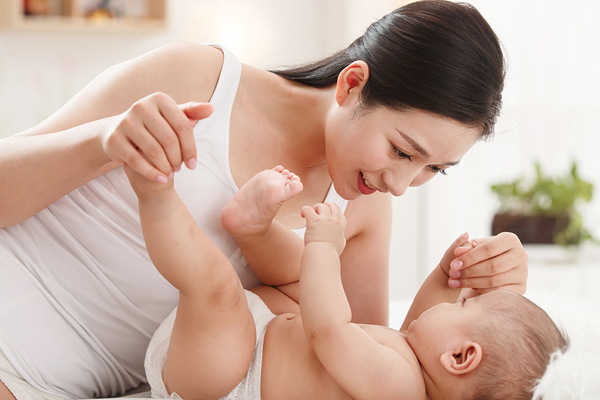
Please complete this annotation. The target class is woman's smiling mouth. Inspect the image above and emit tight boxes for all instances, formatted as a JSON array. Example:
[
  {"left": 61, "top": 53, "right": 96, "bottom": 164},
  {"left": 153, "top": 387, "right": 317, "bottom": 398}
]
[{"left": 358, "top": 172, "right": 377, "bottom": 195}]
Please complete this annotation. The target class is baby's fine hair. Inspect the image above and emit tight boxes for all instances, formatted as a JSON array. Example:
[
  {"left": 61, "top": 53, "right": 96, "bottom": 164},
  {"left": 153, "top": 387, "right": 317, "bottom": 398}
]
[
  {"left": 469, "top": 292, "right": 568, "bottom": 400},
  {"left": 272, "top": 0, "right": 505, "bottom": 140}
]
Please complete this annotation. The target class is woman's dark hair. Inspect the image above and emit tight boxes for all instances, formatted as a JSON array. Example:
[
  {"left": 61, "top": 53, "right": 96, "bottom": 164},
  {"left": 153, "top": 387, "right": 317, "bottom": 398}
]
[{"left": 271, "top": 0, "right": 505, "bottom": 139}]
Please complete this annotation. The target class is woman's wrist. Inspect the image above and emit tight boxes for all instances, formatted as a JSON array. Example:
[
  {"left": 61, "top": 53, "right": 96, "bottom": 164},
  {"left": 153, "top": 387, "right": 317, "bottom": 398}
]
[{"left": 438, "top": 262, "right": 450, "bottom": 278}]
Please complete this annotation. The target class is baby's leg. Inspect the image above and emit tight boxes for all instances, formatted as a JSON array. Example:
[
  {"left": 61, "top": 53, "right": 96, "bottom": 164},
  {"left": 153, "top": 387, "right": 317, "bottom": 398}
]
[
  {"left": 221, "top": 166, "right": 305, "bottom": 287},
  {"left": 129, "top": 167, "right": 256, "bottom": 400}
]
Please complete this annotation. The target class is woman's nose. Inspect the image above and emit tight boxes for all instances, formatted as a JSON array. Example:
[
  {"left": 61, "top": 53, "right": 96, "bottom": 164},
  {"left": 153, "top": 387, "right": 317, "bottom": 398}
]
[{"left": 383, "top": 169, "right": 415, "bottom": 197}]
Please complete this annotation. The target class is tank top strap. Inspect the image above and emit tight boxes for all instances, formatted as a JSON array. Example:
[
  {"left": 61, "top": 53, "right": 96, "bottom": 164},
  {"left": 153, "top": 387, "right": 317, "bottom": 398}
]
[
  {"left": 205, "top": 44, "right": 241, "bottom": 112},
  {"left": 189, "top": 44, "right": 241, "bottom": 195}
]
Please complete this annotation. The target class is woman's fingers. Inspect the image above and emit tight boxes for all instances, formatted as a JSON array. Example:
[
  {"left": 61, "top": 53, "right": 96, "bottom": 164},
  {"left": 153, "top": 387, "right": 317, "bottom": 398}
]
[
  {"left": 438, "top": 232, "right": 470, "bottom": 276},
  {"left": 120, "top": 140, "right": 168, "bottom": 184},
  {"left": 178, "top": 102, "right": 213, "bottom": 169},
  {"left": 451, "top": 265, "right": 527, "bottom": 294},
  {"left": 180, "top": 101, "right": 214, "bottom": 121},
  {"left": 450, "top": 233, "right": 516, "bottom": 271},
  {"left": 129, "top": 118, "right": 176, "bottom": 176},
  {"left": 448, "top": 232, "right": 528, "bottom": 294},
  {"left": 103, "top": 93, "right": 214, "bottom": 183},
  {"left": 451, "top": 248, "right": 527, "bottom": 279},
  {"left": 450, "top": 247, "right": 522, "bottom": 278},
  {"left": 103, "top": 126, "right": 169, "bottom": 183}
]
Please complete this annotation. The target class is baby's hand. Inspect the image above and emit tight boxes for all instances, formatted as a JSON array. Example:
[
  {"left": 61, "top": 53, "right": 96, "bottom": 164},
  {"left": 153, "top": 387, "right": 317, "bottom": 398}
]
[
  {"left": 301, "top": 202, "right": 347, "bottom": 256},
  {"left": 124, "top": 163, "right": 174, "bottom": 198}
]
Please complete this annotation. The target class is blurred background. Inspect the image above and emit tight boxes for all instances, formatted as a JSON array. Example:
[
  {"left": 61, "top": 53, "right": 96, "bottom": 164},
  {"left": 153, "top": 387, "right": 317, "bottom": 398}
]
[{"left": 1, "top": 0, "right": 599, "bottom": 302}]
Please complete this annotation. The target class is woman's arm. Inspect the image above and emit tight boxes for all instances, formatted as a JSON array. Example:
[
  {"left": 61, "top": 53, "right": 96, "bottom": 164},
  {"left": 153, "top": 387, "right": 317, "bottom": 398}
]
[
  {"left": 0, "top": 42, "right": 222, "bottom": 227},
  {"left": 399, "top": 233, "right": 471, "bottom": 333},
  {"left": 341, "top": 191, "right": 392, "bottom": 325}
]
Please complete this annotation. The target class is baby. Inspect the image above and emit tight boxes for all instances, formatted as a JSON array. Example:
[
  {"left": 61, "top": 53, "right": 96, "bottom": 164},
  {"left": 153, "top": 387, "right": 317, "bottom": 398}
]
[{"left": 126, "top": 165, "right": 568, "bottom": 400}]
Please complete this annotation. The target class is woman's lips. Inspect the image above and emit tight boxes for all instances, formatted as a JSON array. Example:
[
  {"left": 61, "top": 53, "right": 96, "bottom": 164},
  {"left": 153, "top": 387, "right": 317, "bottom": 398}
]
[{"left": 357, "top": 172, "right": 377, "bottom": 195}]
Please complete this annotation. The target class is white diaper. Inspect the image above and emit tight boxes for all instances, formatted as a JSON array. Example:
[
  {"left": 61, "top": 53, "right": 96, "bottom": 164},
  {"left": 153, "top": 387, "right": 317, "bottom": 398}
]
[{"left": 145, "top": 290, "right": 275, "bottom": 400}]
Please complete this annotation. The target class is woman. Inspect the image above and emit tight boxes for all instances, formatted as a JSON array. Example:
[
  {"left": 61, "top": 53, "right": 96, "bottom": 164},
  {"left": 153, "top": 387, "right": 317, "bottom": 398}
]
[{"left": 0, "top": 1, "right": 527, "bottom": 399}]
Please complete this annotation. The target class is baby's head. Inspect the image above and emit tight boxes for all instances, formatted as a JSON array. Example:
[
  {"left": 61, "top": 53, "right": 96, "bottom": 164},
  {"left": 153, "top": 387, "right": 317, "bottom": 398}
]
[{"left": 407, "top": 290, "right": 568, "bottom": 400}]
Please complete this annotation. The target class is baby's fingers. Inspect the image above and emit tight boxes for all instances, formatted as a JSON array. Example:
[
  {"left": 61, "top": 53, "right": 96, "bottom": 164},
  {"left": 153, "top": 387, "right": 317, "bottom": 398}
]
[
  {"left": 324, "top": 201, "right": 343, "bottom": 217},
  {"left": 314, "top": 203, "right": 333, "bottom": 217},
  {"left": 301, "top": 205, "right": 318, "bottom": 220}
]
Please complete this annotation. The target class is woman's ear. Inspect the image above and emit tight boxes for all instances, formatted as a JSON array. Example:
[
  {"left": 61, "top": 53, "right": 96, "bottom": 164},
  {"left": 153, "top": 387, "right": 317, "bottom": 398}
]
[
  {"left": 335, "top": 60, "right": 370, "bottom": 106},
  {"left": 440, "top": 342, "right": 483, "bottom": 375}
]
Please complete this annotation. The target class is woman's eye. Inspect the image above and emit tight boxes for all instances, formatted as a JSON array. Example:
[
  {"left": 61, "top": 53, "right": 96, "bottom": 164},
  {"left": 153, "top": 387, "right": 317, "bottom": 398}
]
[
  {"left": 430, "top": 165, "right": 447, "bottom": 176},
  {"left": 393, "top": 146, "right": 412, "bottom": 161}
]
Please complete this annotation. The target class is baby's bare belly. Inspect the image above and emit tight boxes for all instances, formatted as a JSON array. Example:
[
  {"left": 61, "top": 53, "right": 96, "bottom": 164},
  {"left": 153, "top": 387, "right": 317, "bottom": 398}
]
[{"left": 260, "top": 313, "right": 352, "bottom": 400}]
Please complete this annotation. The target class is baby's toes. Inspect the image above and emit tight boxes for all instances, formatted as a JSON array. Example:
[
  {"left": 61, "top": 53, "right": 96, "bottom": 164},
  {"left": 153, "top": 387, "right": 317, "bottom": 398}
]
[
  {"left": 287, "top": 180, "right": 304, "bottom": 198},
  {"left": 286, "top": 172, "right": 300, "bottom": 182}
]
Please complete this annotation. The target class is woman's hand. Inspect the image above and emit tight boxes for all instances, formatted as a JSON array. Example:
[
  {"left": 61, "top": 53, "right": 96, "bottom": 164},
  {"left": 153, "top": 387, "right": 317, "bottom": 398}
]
[
  {"left": 446, "top": 232, "right": 528, "bottom": 295},
  {"left": 102, "top": 92, "right": 214, "bottom": 184}
]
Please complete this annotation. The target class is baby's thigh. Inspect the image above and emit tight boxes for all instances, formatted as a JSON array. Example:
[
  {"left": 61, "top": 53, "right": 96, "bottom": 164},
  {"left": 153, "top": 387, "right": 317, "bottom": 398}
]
[{"left": 164, "top": 286, "right": 257, "bottom": 399}]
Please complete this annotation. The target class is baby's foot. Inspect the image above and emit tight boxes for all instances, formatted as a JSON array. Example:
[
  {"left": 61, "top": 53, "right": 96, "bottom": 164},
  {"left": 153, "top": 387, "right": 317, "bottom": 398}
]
[{"left": 221, "top": 166, "right": 303, "bottom": 242}]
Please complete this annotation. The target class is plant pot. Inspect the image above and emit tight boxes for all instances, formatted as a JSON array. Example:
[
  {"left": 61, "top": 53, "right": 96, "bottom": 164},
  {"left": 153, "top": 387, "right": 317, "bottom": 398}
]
[{"left": 491, "top": 213, "right": 569, "bottom": 244}]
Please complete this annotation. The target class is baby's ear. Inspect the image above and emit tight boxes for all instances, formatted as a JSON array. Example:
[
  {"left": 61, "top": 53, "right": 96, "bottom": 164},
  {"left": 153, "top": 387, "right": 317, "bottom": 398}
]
[{"left": 440, "top": 342, "right": 482, "bottom": 375}]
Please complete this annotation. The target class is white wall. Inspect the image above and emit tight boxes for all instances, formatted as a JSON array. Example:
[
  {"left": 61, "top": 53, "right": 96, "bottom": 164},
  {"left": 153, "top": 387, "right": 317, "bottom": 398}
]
[
  {"left": 0, "top": 0, "right": 343, "bottom": 135},
  {"left": 413, "top": 0, "right": 600, "bottom": 298}
]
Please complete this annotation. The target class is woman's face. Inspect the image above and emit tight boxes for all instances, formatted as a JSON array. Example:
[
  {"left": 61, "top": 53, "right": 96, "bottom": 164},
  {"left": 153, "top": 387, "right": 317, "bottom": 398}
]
[{"left": 324, "top": 105, "right": 481, "bottom": 200}]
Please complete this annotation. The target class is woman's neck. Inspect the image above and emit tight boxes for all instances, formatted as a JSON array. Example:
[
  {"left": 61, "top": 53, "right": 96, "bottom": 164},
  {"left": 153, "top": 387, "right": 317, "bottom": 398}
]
[{"left": 242, "top": 65, "right": 335, "bottom": 168}]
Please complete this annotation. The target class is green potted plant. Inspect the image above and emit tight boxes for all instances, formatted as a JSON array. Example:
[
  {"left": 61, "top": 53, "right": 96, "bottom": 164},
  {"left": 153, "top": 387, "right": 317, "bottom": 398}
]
[{"left": 491, "top": 161, "right": 596, "bottom": 246}]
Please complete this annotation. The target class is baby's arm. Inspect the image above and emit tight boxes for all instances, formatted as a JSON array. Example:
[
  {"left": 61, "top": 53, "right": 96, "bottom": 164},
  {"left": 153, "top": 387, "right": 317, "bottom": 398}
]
[{"left": 299, "top": 203, "right": 421, "bottom": 400}]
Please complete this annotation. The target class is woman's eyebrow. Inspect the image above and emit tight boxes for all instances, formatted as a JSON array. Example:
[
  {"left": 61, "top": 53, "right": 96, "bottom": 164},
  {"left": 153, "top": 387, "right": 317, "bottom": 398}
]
[
  {"left": 395, "top": 128, "right": 461, "bottom": 166},
  {"left": 395, "top": 128, "right": 431, "bottom": 158}
]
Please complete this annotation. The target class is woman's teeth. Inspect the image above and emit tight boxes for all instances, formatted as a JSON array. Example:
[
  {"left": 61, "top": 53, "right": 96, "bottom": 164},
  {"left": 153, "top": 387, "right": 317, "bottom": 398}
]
[{"left": 364, "top": 178, "right": 376, "bottom": 190}]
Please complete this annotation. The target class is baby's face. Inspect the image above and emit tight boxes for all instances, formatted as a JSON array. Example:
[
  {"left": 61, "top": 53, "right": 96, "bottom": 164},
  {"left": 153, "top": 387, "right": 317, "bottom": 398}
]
[{"left": 405, "top": 290, "right": 512, "bottom": 366}]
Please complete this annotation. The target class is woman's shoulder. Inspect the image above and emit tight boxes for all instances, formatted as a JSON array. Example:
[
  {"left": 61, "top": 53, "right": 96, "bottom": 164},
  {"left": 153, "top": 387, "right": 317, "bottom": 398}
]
[
  {"left": 110, "top": 42, "right": 225, "bottom": 104},
  {"left": 345, "top": 191, "right": 393, "bottom": 238}
]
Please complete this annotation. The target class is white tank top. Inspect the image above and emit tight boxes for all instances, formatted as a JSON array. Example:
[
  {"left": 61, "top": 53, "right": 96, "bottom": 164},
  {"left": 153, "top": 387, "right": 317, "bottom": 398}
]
[{"left": 0, "top": 45, "right": 347, "bottom": 399}]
